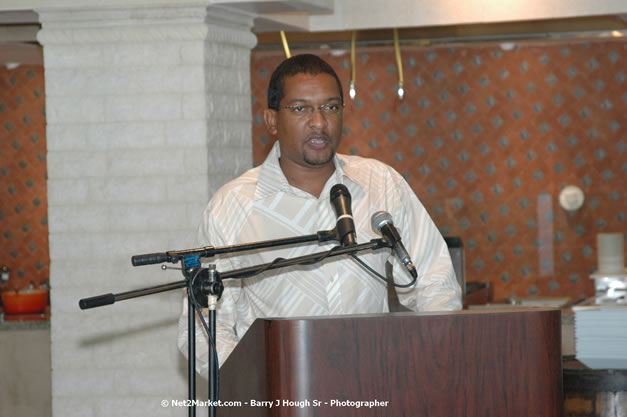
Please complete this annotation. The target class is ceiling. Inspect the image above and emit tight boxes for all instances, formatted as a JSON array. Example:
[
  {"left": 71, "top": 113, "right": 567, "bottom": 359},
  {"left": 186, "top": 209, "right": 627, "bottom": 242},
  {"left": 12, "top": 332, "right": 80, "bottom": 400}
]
[
  {"left": 0, "top": 8, "right": 625, "bottom": 66},
  {"left": 255, "top": 14, "right": 627, "bottom": 51}
]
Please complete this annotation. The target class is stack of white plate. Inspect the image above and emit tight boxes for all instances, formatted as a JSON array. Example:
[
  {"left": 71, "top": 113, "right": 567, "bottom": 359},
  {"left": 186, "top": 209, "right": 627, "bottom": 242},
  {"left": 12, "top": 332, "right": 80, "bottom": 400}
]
[{"left": 573, "top": 304, "right": 627, "bottom": 369}]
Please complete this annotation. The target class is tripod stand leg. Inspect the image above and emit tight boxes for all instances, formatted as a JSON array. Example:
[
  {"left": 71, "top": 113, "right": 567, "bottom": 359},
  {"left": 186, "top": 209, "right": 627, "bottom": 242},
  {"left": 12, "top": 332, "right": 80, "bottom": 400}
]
[
  {"left": 188, "top": 293, "right": 196, "bottom": 417},
  {"left": 209, "top": 296, "right": 218, "bottom": 417}
]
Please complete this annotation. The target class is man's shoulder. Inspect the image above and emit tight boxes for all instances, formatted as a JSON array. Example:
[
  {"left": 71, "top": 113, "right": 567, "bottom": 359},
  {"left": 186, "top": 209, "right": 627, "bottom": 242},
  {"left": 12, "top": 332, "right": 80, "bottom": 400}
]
[
  {"left": 337, "top": 153, "right": 402, "bottom": 179},
  {"left": 212, "top": 165, "right": 262, "bottom": 201}
]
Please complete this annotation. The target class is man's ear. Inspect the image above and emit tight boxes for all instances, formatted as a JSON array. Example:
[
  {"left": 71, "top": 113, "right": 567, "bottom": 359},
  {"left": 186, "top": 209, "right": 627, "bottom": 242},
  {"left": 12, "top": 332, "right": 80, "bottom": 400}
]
[{"left": 264, "top": 108, "right": 278, "bottom": 136}]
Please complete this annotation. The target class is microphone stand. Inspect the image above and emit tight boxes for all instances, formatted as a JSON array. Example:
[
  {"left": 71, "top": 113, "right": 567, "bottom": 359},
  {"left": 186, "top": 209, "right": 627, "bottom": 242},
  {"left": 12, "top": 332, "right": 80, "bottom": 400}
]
[{"left": 79, "top": 233, "right": 391, "bottom": 417}]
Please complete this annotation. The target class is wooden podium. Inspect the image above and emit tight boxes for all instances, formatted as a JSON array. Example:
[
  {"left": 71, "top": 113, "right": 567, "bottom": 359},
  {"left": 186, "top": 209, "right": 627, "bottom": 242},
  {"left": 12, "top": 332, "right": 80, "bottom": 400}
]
[{"left": 219, "top": 308, "right": 563, "bottom": 417}]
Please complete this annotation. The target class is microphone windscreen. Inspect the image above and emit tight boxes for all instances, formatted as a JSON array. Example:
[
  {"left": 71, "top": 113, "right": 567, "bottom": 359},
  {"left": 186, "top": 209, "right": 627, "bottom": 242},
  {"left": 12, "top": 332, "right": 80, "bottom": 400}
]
[
  {"left": 331, "top": 184, "right": 350, "bottom": 200},
  {"left": 371, "top": 211, "right": 393, "bottom": 233}
]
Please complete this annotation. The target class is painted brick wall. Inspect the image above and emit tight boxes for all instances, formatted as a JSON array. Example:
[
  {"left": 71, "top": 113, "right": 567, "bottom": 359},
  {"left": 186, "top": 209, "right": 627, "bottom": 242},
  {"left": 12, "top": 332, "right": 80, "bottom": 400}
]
[{"left": 37, "top": 6, "right": 256, "bottom": 417}]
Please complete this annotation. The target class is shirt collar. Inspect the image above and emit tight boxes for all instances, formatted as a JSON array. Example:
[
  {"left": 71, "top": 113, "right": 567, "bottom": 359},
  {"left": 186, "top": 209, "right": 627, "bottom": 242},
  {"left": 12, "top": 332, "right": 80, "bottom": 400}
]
[{"left": 254, "top": 141, "right": 366, "bottom": 200}]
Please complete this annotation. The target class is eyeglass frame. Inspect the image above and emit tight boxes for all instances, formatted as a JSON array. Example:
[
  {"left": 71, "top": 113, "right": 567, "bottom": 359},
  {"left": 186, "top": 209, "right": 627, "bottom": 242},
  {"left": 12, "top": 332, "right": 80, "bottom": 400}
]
[{"left": 278, "top": 102, "right": 344, "bottom": 118}]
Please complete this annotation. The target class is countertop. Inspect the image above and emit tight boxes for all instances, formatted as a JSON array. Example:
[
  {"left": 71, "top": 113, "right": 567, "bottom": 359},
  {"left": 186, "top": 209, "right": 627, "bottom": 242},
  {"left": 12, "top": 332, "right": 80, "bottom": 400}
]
[{"left": 0, "top": 306, "right": 50, "bottom": 330}]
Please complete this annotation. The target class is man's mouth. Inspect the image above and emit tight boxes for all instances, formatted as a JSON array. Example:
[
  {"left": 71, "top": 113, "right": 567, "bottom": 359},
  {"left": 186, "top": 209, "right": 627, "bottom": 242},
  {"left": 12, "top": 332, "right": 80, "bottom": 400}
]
[{"left": 305, "top": 136, "right": 329, "bottom": 149}]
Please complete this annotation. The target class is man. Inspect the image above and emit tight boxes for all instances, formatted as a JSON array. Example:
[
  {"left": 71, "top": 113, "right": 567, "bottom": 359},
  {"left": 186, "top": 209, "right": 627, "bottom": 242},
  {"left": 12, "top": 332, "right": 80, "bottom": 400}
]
[{"left": 178, "top": 54, "right": 461, "bottom": 377}]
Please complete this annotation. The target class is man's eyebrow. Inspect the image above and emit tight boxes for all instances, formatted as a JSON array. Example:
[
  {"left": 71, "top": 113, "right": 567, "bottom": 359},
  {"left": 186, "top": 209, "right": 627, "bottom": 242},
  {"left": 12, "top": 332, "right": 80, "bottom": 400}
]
[{"left": 285, "top": 96, "right": 342, "bottom": 104}]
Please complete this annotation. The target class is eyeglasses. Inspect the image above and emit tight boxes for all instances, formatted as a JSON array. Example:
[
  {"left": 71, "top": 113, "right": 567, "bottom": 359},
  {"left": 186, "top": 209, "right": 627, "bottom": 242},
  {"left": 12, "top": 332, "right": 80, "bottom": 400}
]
[{"left": 280, "top": 103, "right": 343, "bottom": 118}]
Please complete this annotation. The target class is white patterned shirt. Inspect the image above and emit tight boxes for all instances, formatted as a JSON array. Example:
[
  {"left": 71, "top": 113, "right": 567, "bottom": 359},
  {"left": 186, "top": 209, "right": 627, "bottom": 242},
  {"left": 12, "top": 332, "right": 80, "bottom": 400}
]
[{"left": 177, "top": 142, "right": 462, "bottom": 377}]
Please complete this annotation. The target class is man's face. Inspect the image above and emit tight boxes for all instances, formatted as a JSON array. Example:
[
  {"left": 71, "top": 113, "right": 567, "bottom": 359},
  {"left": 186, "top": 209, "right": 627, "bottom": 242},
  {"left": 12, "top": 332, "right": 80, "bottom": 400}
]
[{"left": 264, "top": 72, "right": 343, "bottom": 170}]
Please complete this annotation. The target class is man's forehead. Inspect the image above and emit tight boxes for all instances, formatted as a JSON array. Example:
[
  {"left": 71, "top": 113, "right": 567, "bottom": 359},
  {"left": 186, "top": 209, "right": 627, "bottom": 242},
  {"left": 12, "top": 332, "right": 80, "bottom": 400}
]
[{"left": 281, "top": 72, "right": 341, "bottom": 99}]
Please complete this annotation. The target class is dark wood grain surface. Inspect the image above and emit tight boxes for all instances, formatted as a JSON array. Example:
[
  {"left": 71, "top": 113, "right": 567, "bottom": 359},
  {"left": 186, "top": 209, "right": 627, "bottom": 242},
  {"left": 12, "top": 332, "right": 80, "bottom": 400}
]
[{"left": 219, "top": 309, "right": 562, "bottom": 417}]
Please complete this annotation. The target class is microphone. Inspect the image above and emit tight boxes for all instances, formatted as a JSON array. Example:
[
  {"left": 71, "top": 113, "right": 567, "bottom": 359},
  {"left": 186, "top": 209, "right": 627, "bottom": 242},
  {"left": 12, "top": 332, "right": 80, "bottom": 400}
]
[
  {"left": 330, "top": 184, "right": 357, "bottom": 246},
  {"left": 371, "top": 211, "right": 418, "bottom": 278}
]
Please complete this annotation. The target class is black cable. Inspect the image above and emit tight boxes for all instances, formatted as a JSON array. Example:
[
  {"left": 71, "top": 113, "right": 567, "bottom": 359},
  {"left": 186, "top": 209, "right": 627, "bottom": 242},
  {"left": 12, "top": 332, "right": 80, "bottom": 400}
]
[
  {"left": 229, "top": 256, "right": 287, "bottom": 279},
  {"left": 349, "top": 253, "right": 417, "bottom": 288},
  {"left": 227, "top": 245, "right": 347, "bottom": 280},
  {"left": 189, "top": 268, "right": 220, "bottom": 398},
  {"left": 299, "top": 245, "right": 347, "bottom": 265}
]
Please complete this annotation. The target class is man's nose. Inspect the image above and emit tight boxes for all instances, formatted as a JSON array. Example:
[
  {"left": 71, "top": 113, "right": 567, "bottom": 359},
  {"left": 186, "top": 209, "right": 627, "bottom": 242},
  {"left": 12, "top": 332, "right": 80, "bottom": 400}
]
[{"left": 308, "top": 107, "right": 328, "bottom": 127}]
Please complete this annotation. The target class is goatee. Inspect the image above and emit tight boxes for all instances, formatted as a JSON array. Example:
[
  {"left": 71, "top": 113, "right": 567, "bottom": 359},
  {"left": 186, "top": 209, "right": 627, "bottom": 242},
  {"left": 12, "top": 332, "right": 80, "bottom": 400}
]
[{"left": 304, "top": 149, "right": 335, "bottom": 166}]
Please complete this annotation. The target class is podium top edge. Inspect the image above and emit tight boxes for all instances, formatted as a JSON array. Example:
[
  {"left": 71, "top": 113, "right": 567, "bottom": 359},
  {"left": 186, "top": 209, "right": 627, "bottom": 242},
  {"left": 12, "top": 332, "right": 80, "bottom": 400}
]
[{"left": 261, "top": 307, "right": 559, "bottom": 322}]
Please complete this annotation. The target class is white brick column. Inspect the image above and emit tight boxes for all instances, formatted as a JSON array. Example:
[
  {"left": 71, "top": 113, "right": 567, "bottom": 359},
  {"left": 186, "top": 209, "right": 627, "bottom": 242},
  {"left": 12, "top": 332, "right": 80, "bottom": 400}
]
[{"left": 36, "top": 5, "right": 256, "bottom": 416}]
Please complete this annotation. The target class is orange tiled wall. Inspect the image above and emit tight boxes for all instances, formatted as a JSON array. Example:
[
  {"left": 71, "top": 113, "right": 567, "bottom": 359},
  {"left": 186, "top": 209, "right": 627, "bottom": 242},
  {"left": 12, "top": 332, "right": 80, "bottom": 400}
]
[
  {"left": 0, "top": 65, "right": 49, "bottom": 291},
  {"left": 251, "top": 39, "right": 626, "bottom": 301}
]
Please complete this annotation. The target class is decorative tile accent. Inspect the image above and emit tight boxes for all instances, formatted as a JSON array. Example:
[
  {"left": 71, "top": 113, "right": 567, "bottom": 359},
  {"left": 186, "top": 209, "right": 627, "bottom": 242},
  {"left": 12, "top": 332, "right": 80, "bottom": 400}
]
[
  {"left": 251, "top": 39, "right": 626, "bottom": 301},
  {"left": 0, "top": 66, "right": 49, "bottom": 291}
]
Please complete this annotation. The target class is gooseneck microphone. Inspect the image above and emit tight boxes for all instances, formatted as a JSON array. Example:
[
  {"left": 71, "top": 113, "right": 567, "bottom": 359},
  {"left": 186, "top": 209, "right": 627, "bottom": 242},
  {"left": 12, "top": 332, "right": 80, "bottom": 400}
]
[
  {"left": 330, "top": 184, "right": 357, "bottom": 246},
  {"left": 371, "top": 211, "right": 418, "bottom": 278}
]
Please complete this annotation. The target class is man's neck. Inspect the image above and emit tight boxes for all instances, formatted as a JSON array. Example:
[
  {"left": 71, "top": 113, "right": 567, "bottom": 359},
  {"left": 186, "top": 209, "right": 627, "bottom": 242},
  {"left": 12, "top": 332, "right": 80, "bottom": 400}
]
[{"left": 279, "top": 158, "right": 336, "bottom": 199}]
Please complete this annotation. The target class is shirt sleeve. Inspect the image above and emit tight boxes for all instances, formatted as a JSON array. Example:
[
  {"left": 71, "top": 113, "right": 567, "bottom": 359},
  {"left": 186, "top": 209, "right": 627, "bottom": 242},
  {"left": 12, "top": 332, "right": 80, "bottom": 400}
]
[
  {"left": 176, "top": 202, "right": 242, "bottom": 378},
  {"left": 387, "top": 171, "right": 463, "bottom": 312}
]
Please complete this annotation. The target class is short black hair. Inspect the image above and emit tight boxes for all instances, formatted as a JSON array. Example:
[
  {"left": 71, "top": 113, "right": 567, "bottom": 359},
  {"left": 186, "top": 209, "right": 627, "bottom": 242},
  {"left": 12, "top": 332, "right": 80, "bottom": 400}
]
[{"left": 267, "top": 54, "right": 344, "bottom": 110}]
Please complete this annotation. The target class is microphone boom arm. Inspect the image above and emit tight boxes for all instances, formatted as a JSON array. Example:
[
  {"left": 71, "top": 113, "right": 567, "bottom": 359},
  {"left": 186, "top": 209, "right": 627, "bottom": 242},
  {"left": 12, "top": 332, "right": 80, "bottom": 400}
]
[
  {"left": 131, "top": 229, "right": 338, "bottom": 266},
  {"left": 79, "top": 239, "right": 392, "bottom": 310},
  {"left": 80, "top": 238, "right": 391, "bottom": 310}
]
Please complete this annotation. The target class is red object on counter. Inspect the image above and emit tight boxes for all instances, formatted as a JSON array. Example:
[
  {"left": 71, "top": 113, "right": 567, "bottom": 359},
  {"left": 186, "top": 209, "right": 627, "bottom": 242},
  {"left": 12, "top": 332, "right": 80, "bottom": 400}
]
[{"left": 1, "top": 289, "right": 49, "bottom": 314}]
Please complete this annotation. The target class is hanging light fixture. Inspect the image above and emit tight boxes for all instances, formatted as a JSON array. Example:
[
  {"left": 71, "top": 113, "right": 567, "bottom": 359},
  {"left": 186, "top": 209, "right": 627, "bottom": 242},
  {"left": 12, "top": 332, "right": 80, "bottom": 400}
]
[
  {"left": 393, "top": 28, "right": 404, "bottom": 100},
  {"left": 349, "top": 31, "right": 357, "bottom": 100},
  {"left": 280, "top": 30, "right": 291, "bottom": 58}
]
